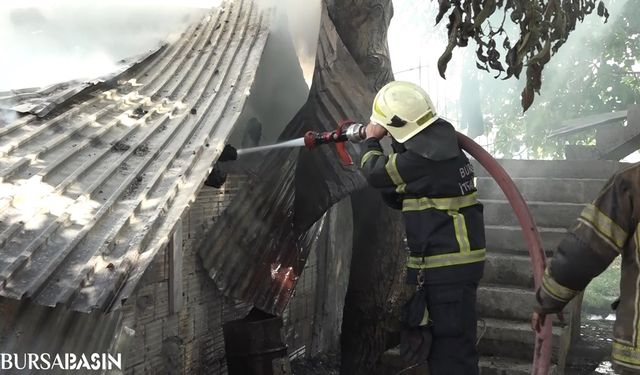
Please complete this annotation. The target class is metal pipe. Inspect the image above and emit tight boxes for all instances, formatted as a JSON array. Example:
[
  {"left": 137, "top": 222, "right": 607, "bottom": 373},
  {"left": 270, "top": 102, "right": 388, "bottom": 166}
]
[{"left": 456, "top": 132, "right": 552, "bottom": 375}]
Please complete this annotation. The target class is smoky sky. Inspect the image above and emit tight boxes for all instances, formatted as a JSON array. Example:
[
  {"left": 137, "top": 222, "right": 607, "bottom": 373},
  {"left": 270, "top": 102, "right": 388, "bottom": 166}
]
[
  {"left": 1, "top": 0, "right": 322, "bottom": 92},
  {"left": 0, "top": 1, "right": 209, "bottom": 90}
]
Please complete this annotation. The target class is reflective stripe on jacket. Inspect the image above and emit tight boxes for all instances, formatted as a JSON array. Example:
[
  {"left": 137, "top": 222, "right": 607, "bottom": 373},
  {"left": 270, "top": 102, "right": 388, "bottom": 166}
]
[
  {"left": 359, "top": 135, "right": 485, "bottom": 285},
  {"left": 537, "top": 163, "right": 640, "bottom": 371}
]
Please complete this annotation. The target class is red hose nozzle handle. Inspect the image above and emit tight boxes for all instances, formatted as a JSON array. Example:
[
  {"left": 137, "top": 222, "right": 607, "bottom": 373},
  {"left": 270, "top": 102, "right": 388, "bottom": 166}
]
[
  {"left": 304, "top": 131, "right": 317, "bottom": 149},
  {"left": 335, "top": 122, "right": 353, "bottom": 166},
  {"left": 303, "top": 129, "right": 353, "bottom": 165}
]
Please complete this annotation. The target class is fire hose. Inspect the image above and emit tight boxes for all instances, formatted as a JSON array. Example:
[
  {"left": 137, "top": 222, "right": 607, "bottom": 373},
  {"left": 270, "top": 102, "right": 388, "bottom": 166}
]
[
  {"left": 456, "top": 132, "right": 552, "bottom": 375},
  {"left": 301, "top": 122, "right": 552, "bottom": 374}
]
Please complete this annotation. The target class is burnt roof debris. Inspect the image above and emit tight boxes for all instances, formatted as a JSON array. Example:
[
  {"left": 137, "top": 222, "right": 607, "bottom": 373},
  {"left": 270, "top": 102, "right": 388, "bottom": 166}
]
[
  {"left": 198, "top": 5, "right": 372, "bottom": 315},
  {"left": 0, "top": 0, "right": 269, "bottom": 313},
  {"left": 0, "top": 48, "right": 162, "bottom": 118}
]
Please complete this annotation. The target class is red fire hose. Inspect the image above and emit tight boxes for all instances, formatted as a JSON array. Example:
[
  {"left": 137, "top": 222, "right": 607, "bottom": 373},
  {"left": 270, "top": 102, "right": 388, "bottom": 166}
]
[{"left": 457, "top": 132, "right": 553, "bottom": 375}]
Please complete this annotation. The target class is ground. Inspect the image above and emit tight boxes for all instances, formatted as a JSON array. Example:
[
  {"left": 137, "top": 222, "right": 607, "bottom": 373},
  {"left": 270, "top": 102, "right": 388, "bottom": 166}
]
[
  {"left": 290, "top": 318, "right": 616, "bottom": 374},
  {"left": 566, "top": 318, "right": 615, "bottom": 374},
  {"left": 565, "top": 256, "right": 620, "bottom": 374},
  {"left": 291, "top": 255, "right": 622, "bottom": 374},
  {"left": 291, "top": 352, "right": 340, "bottom": 375},
  {"left": 583, "top": 258, "right": 621, "bottom": 315}
]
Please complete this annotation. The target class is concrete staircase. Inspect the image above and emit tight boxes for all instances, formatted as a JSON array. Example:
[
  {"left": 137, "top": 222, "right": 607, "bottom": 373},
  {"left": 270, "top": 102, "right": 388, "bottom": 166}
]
[
  {"left": 474, "top": 159, "right": 620, "bottom": 374},
  {"left": 376, "top": 159, "right": 622, "bottom": 374}
]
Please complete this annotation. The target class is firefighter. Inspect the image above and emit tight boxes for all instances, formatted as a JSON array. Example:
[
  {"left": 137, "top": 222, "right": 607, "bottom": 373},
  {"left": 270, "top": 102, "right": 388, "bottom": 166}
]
[
  {"left": 532, "top": 163, "right": 640, "bottom": 374},
  {"left": 359, "top": 81, "right": 485, "bottom": 374}
]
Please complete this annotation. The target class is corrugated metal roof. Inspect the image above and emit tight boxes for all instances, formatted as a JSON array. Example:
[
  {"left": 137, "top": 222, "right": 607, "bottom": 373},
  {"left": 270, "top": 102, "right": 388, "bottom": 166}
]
[
  {"left": 198, "top": 5, "right": 372, "bottom": 315},
  {"left": 0, "top": 298, "right": 121, "bottom": 361},
  {"left": 0, "top": 0, "right": 269, "bottom": 313},
  {"left": 548, "top": 110, "right": 628, "bottom": 138},
  {"left": 0, "top": 48, "right": 162, "bottom": 118}
]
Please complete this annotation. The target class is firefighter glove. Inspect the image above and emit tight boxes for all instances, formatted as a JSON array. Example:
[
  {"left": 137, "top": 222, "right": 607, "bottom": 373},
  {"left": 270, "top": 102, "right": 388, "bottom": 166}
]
[
  {"left": 219, "top": 144, "right": 238, "bottom": 162},
  {"left": 532, "top": 287, "right": 565, "bottom": 332},
  {"left": 204, "top": 165, "right": 227, "bottom": 188}
]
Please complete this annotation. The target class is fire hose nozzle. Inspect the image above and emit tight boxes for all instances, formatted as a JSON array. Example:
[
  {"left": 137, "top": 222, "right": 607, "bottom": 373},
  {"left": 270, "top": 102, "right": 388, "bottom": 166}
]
[
  {"left": 344, "top": 123, "right": 367, "bottom": 143},
  {"left": 303, "top": 121, "right": 367, "bottom": 166},
  {"left": 303, "top": 131, "right": 321, "bottom": 149}
]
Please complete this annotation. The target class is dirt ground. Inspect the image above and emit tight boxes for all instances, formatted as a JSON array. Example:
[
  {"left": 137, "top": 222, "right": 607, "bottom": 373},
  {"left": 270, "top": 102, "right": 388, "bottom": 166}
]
[
  {"left": 290, "top": 352, "right": 340, "bottom": 375},
  {"left": 291, "top": 317, "right": 617, "bottom": 375},
  {"left": 565, "top": 317, "right": 616, "bottom": 374}
]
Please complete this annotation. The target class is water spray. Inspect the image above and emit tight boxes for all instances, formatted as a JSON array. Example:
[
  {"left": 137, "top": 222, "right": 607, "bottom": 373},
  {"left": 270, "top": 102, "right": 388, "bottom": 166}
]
[
  {"left": 236, "top": 120, "right": 367, "bottom": 165},
  {"left": 236, "top": 138, "right": 307, "bottom": 156}
]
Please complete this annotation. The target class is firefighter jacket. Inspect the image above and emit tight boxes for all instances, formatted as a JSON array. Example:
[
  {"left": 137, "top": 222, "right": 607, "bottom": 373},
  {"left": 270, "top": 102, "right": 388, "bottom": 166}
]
[
  {"left": 359, "top": 122, "right": 485, "bottom": 285},
  {"left": 537, "top": 163, "right": 640, "bottom": 371}
]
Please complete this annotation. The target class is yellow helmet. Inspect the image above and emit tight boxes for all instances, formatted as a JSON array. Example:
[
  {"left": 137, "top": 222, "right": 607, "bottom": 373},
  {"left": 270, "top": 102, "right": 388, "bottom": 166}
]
[{"left": 370, "top": 81, "right": 439, "bottom": 143}]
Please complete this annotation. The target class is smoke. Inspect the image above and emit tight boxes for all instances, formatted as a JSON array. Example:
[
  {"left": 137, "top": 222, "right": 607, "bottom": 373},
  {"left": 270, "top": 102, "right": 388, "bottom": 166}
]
[
  {"left": 1, "top": 0, "right": 323, "bottom": 147},
  {"left": 0, "top": 109, "right": 18, "bottom": 125},
  {"left": 229, "top": 0, "right": 322, "bottom": 146},
  {"left": 0, "top": 0, "right": 217, "bottom": 91},
  {"left": 254, "top": 0, "right": 321, "bottom": 86},
  {"left": 389, "top": 0, "right": 634, "bottom": 160}
]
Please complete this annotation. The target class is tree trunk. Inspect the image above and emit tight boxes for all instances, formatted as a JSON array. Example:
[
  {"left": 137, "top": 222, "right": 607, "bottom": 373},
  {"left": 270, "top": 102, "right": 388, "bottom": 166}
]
[
  {"left": 326, "top": 3, "right": 406, "bottom": 373},
  {"left": 326, "top": 0, "right": 395, "bottom": 91},
  {"left": 341, "top": 189, "right": 406, "bottom": 375}
]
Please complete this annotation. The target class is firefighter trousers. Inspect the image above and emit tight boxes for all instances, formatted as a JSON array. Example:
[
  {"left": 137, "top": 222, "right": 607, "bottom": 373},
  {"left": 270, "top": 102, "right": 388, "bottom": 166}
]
[{"left": 425, "top": 282, "right": 479, "bottom": 375}]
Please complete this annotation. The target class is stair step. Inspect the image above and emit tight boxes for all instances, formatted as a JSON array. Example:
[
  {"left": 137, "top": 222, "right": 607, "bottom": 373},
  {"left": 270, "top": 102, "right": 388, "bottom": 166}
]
[
  {"left": 477, "top": 285, "right": 572, "bottom": 324},
  {"left": 482, "top": 199, "right": 584, "bottom": 228},
  {"left": 468, "top": 159, "right": 609, "bottom": 374},
  {"left": 472, "top": 159, "right": 624, "bottom": 179},
  {"left": 480, "top": 356, "right": 532, "bottom": 375},
  {"left": 482, "top": 252, "right": 534, "bottom": 288},
  {"left": 478, "top": 318, "right": 565, "bottom": 361},
  {"left": 479, "top": 356, "right": 558, "bottom": 375},
  {"left": 378, "top": 322, "right": 564, "bottom": 373},
  {"left": 476, "top": 177, "right": 606, "bottom": 203},
  {"left": 485, "top": 225, "right": 566, "bottom": 254},
  {"left": 477, "top": 285, "right": 537, "bottom": 322}
]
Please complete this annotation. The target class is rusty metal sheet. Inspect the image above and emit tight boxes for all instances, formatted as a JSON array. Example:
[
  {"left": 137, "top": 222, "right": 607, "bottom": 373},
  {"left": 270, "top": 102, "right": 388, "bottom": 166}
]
[
  {"left": 0, "top": 0, "right": 269, "bottom": 313},
  {"left": 198, "top": 5, "right": 372, "bottom": 314}
]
